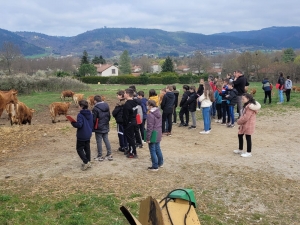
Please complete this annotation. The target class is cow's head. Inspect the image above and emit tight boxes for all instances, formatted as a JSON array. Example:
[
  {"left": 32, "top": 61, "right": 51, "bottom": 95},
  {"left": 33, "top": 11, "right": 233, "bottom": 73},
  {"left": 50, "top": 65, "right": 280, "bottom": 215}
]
[{"left": 10, "top": 90, "right": 18, "bottom": 104}]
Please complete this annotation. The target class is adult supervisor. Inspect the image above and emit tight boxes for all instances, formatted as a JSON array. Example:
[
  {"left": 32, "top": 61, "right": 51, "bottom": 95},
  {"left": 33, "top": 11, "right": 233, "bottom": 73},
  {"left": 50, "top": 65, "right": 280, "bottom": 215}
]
[{"left": 233, "top": 70, "right": 248, "bottom": 118}]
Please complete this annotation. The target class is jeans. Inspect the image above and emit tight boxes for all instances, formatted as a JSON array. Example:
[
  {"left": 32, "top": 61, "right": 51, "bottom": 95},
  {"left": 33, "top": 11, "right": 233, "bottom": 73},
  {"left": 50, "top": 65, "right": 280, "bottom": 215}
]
[
  {"left": 95, "top": 132, "right": 111, "bottom": 157},
  {"left": 148, "top": 142, "right": 164, "bottom": 169},
  {"left": 202, "top": 107, "right": 211, "bottom": 131},
  {"left": 238, "top": 134, "right": 252, "bottom": 153},
  {"left": 76, "top": 140, "right": 91, "bottom": 164},
  {"left": 236, "top": 96, "right": 243, "bottom": 117},
  {"left": 179, "top": 107, "right": 189, "bottom": 125},
  {"left": 264, "top": 91, "right": 272, "bottom": 104},
  {"left": 210, "top": 102, "right": 216, "bottom": 117},
  {"left": 117, "top": 124, "right": 128, "bottom": 149},
  {"left": 278, "top": 90, "right": 284, "bottom": 103},
  {"left": 228, "top": 105, "right": 235, "bottom": 125},
  {"left": 190, "top": 111, "right": 196, "bottom": 127},
  {"left": 162, "top": 112, "right": 172, "bottom": 133},
  {"left": 221, "top": 101, "right": 230, "bottom": 123},
  {"left": 285, "top": 89, "right": 291, "bottom": 102}
]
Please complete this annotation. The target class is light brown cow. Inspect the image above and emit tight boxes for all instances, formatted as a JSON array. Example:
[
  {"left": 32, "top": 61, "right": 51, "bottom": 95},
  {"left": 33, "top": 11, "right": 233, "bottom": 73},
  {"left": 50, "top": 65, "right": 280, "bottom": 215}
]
[
  {"left": 0, "top": 89, "right": 18, "bottom": 118},
  {"left": 49, "top": 102, "right": 71, "bottom": 123},
  {"left": 87, "top": 95, "right": 106, "bottom": 109},
  {"left": 249, "top": 88, "right": 257, "bottom": 96},
  {"left": 73, "top": 93, "right": 84, "bottom": 106},
  {"left": 7, "top": 101, "right": 35, "bottom": 125},
  {"left": 60, "top": 90, "right": 75, "bottom": 101}
]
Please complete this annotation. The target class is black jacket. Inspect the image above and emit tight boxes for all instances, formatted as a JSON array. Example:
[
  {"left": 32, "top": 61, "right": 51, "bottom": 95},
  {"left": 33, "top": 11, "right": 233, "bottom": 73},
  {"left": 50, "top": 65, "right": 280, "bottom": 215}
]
[
  {"left": 197, "top": 84, "right": 204, "bottom": 97},
  {"left": 92, "top": 102, "right": 111, "bottom": 133},
  {"left": 226, "top": 88, "right": 239, "bottom": 106},
  {"left": 233, "top": 75, "right": 247, "bottom": 96},
  {"left": 187, "top": 92, "right": 197, "bottom": 112},
  {"left": 179, "top": 91, "right": 190, "bottom": 108},
  {"left": 173, "top": 90, "right": 179, "bottom": 107},
  {"left": 277, "top": 76, "right": 285, "bottom": 89},
  {"left": 122, "top": 99, "right": 138, "bottom": 127},
  {"left": 112, "top": 99, "right": 126, "bottom": 124},
  {"left": 161, "top": 92, "right": 175, "bottom": 114}
]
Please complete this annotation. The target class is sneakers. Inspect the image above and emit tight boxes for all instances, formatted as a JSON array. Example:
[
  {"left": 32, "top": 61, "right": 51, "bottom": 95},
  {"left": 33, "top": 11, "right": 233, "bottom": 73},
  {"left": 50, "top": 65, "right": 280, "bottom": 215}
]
[
  {"left": 166, "top": 132, "right": 172, "bottom": 137},
  {"left": 94, "top": 156, "right": 105, "bottom": 161},
  {"left": 183, "top": 123, "right": 189, "bottom": 127},
  {"left": 199, "top": 130, "right": 210, "bottom": 134},
  {"left": 188, "top": 126, "right": 196, "bottom": 129},
  {"left": 105, "top": 155, "right": 113, "bottom": 161},
  {"left": 81, "top": 162, "right": 92, "bottom": 171},
  {"left": 227, "top": 124, "right": 235, "bottom": 128},
  {"left": 241, "top": 152, "right": 252, "bottom": 157},
  {"left": 159, "top": 164, "right": 164, "bottom": 168},
  {"left": 215, "top": 119, "right": 221, "bottom": 123},
  {"left": 127, "top": 153, "right": 138, "bottom": 158},
  {"left": 196, "top": 108, "right": 201, "bottom": 111},
  {"left": 233, "top": 149, "right": 243, "bottom": 154},
  {"left": 178, "top": 123, "right": 185, "bottom": 127},
  {"left": 220, "top": 122, "right": 226, "bottom": 125},
  {"left": 147, "top": 167, "right": 158, "bottom": 171}
]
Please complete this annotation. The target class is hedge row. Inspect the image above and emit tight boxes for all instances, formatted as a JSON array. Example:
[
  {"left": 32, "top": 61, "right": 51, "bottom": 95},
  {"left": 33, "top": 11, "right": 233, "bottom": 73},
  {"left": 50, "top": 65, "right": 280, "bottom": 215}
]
[{"left": 80, "top": 73, "right": 209, "bottom": 85}]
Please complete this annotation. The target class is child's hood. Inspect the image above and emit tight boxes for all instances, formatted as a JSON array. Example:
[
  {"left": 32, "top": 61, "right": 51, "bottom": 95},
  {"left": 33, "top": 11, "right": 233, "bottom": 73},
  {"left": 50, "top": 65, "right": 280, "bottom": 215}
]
[
  {"left": 94, "top": 102, "right": 109, "bottom": 112},
  {"left": 150, "top": 107, "right": 161, "bottom": 119},
  {"left": 80, "top": 109, "right": 92, "bottom": 120},
  {"left": 248, "top": 101, "right": 261, "bottom": 111}
]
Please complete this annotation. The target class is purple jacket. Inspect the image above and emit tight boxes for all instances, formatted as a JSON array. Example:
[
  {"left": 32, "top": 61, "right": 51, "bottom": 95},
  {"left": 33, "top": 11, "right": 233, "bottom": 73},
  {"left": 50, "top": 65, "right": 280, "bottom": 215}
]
[{"left": 146, "top": 107, "right": 162, "bottom": 142}]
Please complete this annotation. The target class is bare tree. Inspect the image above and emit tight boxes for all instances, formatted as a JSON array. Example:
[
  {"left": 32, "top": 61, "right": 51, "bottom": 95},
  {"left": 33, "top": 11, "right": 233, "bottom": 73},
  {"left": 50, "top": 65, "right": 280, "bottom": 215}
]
[
  {"left": 189, "top": 51, "right": 209, "bottom": 75},
  {"left": 0, "top": 42, "right": 21, "bottom": 75},
  {"left": 138, "top": 56, "right": 152, "bottom": 73}
]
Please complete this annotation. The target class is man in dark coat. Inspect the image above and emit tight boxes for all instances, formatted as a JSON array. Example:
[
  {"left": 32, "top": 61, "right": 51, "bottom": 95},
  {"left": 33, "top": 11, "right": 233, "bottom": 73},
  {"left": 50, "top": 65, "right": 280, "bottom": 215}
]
[
  {"left": 92, "top": 95, "right": 112, "bottom": 161},
  {"left": 179, "top": 85, "right": 190, "bottom": 127},
  {"left": 161, "top": 85, "right": 175, "bottom": 135}
]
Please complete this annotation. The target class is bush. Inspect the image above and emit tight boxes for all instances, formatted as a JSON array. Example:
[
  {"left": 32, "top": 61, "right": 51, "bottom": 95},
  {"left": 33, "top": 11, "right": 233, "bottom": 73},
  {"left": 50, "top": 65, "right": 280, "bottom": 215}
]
[
  {"left": 162, "top": 74, "right": 179, "bottom": 85},
  {"left": 80, "top": 76, "right": 110, "bottom": 84},
  {"left": 0, "top": 75, "right": 90, "bottom": 94}
]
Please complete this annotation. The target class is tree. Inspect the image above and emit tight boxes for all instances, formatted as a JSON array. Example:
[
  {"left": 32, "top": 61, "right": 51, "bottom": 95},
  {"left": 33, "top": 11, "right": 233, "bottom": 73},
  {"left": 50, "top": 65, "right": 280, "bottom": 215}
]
[
  {"left": 188, "top": 51, "right": 208, "bottom": 75},
  {"left": 92, "top": 55, "right": 106, "bottom": 64},
  {"left": 81, "top": 50, "right": 89, "bottom": 65},
  {"left": 138, "top": 56, "right": 152, "bottom": 73},
  {"left": 119, "top": 50, "right": 131, "bottom": 74},
  {"left": 0, "top": 42, "right": 21, "bottom": 75},
  {"left": 78, "top": 64, "right": 97, "bottom": 76},
  {"left": 161, "top": 56, "right": 174, "bottom": 72},
  {"left": 282, "top": 48, "right": 296, "bottom": 63}
]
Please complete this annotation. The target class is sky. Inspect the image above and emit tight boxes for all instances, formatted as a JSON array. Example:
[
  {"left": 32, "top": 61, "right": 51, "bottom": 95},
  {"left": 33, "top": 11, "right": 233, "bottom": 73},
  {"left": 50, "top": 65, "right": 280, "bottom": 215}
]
[{"left": 1, "top": 0, "right": 299, "bottom": 37}]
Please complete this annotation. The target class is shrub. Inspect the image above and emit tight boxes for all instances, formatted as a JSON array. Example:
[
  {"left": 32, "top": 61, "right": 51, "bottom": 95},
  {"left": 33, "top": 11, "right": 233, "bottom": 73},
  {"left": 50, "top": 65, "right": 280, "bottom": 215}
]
[
  {"left": 162, "top": 74, "right": 179, "bottom": 85},
  {"left": 80, "top": 76, "right": 110, "bottom": 84}
]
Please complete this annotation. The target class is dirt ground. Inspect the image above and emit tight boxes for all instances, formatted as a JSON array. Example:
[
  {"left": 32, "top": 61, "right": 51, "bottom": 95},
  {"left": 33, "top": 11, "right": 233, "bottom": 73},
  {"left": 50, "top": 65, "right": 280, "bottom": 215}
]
[{"left": 1, "top": 104, "right": 300, "bottom": 224}]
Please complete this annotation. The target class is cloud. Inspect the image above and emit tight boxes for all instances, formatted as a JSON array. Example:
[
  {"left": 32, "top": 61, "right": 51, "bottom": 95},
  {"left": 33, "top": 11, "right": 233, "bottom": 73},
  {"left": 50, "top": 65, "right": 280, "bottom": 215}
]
[{"left": 0, "top": 0, "right": 299, "bottom": 36}]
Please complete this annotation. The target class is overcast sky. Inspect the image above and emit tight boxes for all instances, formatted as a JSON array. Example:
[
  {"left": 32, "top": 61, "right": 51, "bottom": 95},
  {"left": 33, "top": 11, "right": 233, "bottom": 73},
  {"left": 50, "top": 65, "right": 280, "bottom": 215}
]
[{"left": 1, "top": 0, "right": 299, "bottom": 36}]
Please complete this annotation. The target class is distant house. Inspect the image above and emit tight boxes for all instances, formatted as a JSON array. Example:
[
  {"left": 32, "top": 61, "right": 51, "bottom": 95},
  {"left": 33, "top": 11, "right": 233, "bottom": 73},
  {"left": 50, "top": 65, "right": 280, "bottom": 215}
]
[
  {"left": 175, "top": 65, "right": 190, "bottom": 74},
  {"left": 151, "top": 63, "right": 161, "bottom": 73},
  {"left": 132, "top": 65, "right": 142, "bottom": 73},
  {"left": 94, "top": 64, "right": 118, "bottom": 76}
]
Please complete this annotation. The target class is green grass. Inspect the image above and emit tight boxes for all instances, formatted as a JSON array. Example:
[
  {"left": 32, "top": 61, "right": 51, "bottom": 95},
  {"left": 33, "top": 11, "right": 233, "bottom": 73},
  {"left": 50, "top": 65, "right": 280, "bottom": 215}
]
[{"left": 0, "top": 193, "right": 130, "bottom": 225}]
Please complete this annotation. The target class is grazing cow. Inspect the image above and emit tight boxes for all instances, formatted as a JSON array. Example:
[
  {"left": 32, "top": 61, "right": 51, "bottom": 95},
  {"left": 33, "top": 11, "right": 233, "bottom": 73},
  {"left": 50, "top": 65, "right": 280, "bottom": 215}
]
[
  {"left": 295, "top": 87, "right": 300, "bottom": 93},
  {"left": 73, "top": 93, "right": 84, "bottom": 106},
  {"left": 60, "top": 90, "right": 75, "bottom": 101},
  {"left": 7, "top": 101, "right": 35, "bottom": 125},
  {"left": 292, "top": 86, "right": 297, "bottom": 92},
  {"left": 249, "top": 88, "right": 257, "bottom": 96},
  {"left": 0, "top": 89, "right": 18, "bottom": 118},
  {"left": 87, "top": 95, "right": 106, "bottom": 109},
  {"left": 49, "top": 102, "right": 71, "bottom": 123}
]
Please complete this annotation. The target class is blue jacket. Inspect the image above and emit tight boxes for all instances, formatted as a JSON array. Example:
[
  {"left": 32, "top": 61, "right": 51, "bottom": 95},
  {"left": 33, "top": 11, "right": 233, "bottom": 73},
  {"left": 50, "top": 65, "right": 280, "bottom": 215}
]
[
  {"left": 262, "top": 79, "right": 271, "bottom": 91},
  {"left": 71, "top": 109, "right": 93, "bottom": 141},
  {"left": 140, "top": 97, "right": 148, "bottom": 119}
]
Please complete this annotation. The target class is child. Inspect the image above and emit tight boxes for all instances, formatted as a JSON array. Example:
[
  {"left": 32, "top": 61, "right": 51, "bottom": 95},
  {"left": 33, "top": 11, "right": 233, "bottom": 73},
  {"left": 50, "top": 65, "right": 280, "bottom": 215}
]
[
  {"left": 221, "top": 78, "right": 230, "bottom": 125},
  {"left": 161, "top": 85, "right": 175, "bottom": 136},
  {"left": 159, "top": 88, "right": 166, "bottom": 106},
  {"left": 198, "top": 82, "right": 214, "bottom": 134},
  {"left": 225, "top": 82, "right": 238, "bottom": 128},
  {"left": 123, "top": 88, "right": 138, "bottom": 158},
  {"left": 137, "top": 91, "right": 148, "bottom": 141},
  {"left": 70, "top": 100, "right": 93, "bottom": 171},
  {"left": 187, "top": 86, "right": 197, "bottom": 129},
  {"left": 149, "top": 89, "right": 159, "bottom": 107},
  {"left": 196, "top": 79, "right": 204, "bottom": 110},
  {"left": 146, "top": 100, "right": 163, "bottom": 171},
  {"left": 262, "top": 77, "right": 272, "bottom": 104},
  {"left": 285, "top": 76, "right": 292, "bottom": 102},
  {"left": 209, "top": 76, "right": 217, "bottom": 119},
  {"left": 179, "top": 85, "right": 190, "bottom": 127},
  {"left": 112, "top": 90, "right": 128, "bottom": 153},
  {"left": 214, "top": 83, "right": 223, "bottom": 123},
  {"left": 234, "top": 93, "right": 261, "bottom": 157},
  {"left": 92, "top": 95, "right": 112, "bottom": 161},
  {"left": 172, "top": 85, "right": 179, "bottom": 124}
]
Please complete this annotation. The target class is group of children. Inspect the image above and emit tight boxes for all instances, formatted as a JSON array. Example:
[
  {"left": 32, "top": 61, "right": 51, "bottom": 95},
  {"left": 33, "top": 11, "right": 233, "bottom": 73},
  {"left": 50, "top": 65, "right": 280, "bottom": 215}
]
[{"left": 71, "top": 73, "right": 261, "bottom": 170}]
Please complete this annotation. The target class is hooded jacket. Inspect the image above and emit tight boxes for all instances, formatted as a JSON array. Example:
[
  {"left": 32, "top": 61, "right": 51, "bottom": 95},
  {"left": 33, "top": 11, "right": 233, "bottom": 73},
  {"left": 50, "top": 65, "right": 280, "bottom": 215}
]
[
  {"left": 71, "top": 109, "right": 93, "bottom": 141},
  {"left": 123, "top": 99, "right": 138, "bottom": 127},
  {"left": 146, "top": 107, "right": 162, "bottom": 143},
  {"left": 173, "top": 90, "right": 179, "bottom": 107},
  {"left": 161, "top": 92, "right": 175, "bottom": 114},
  {"left": 226, "top": 88, "right": 239, "bottom": 106},
  {"left": 92, "top": 101, "right": 111, "bottom": 133},
  {"left": 277, "top": 76, "right": 285, "bottom": 89},
  {"left": 237, "top": 101, "right": 261, "bottom": 135},
  {"left": 187, "top": 92, "right": 197, "bottom": 112},
  {"left": 262, "top": 79, "right": 272, "bottom": 91},
  {"left": 149, "top": 95, "right": 159, "bottom": 107},
  {"left": 179, "top": 91, "right": 190, "bottom": 108},
  {"left": 112, "top": 99, "right": 126, "bottom": 124},
  {"left": 233, "top": 75, "right": 247, "bottom": 96}
]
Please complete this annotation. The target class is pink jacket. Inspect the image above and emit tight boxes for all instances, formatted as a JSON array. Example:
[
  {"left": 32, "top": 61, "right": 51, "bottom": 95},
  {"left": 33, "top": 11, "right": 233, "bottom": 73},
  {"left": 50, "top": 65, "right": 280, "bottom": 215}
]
[{"left": 237, "top": 101, "right": 261, "bottom": 135}]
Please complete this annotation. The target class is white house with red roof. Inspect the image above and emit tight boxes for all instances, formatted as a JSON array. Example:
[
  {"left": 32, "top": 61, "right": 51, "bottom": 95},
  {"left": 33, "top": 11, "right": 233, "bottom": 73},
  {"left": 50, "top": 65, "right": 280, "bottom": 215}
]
[{"left": 94, "top": 64, "right": 118, "bottom": 76}]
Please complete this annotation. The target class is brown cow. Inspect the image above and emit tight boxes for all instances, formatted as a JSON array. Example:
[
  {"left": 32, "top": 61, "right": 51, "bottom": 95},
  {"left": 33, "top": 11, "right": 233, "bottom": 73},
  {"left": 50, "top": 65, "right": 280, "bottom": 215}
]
[
  {"left": 7, "top": 101, "right": 35, "bottom": 125},
  {"left": 49, "top": 102, "right": 71, "bottom": 123},
  {"left": 249, "top": 88, "right": 257, "bottom": 96},
  {"left": 60, "top": 90, "right": 75, "bottom": 101},
  {"left": 0, "top": 89, "right": 18, "bottom": 118},
  {"left": 73, "top": 93, "right": 84, "bottom": 106},
  {"left": 87, "top": 95, "right": 106, "bottom": 109}
]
